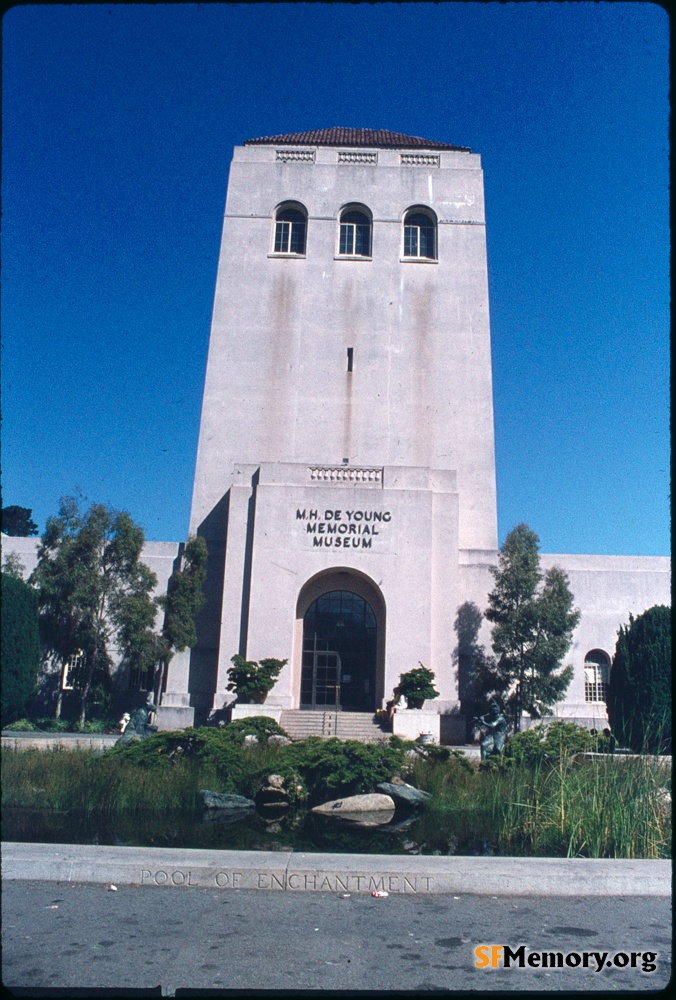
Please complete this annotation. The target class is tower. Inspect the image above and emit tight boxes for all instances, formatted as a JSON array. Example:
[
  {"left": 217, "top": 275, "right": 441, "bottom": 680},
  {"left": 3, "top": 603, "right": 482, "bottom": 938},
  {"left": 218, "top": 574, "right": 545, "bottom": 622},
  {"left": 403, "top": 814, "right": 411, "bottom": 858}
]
[{"left": 159, "top": 128, "right": 498, "bottom": 729}]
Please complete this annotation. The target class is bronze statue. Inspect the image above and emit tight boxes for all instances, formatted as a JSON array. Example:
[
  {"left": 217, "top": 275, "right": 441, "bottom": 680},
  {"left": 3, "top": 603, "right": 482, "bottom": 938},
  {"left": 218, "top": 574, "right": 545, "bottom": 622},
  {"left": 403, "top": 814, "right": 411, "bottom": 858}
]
[
  {"left": 114, "top": 702, "right": 158, "bottom": 745},
  {"left": 476, "top": 699, "right": 507, "bottom": 759}
]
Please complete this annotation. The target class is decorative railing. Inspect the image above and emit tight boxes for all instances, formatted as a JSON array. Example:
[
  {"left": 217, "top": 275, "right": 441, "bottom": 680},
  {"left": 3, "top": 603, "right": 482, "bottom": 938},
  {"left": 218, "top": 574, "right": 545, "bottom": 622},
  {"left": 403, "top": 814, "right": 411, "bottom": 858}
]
[
  {"left": 308, "top": 466, "right": 383, "bottom": 485},
  {"left": 338, "top": 151, "right": 378, "bottom": 164},
  {"left": 400, "top": 153, "right": 440, "bottom": 167},
  {"left": 276, "top": 149, "right": 316, "bottom": 162}
]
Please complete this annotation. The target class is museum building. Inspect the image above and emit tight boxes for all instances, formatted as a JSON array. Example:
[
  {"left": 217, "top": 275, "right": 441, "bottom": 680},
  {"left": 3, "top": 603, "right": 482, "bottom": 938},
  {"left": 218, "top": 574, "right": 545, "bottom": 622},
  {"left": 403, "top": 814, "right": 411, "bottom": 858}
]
[
  {"left": 5, "top": 129, "right": 669, "bottom": 738},
  {"left": 156, "top": 129, "right": 669, "bottom": 735}
]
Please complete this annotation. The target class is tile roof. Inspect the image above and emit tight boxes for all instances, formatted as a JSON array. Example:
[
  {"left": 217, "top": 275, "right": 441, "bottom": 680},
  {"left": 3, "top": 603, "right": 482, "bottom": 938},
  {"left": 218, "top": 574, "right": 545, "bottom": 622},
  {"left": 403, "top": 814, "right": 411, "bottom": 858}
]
[{"left": 244, "top": 128, "right": 470, "bottom": 152}]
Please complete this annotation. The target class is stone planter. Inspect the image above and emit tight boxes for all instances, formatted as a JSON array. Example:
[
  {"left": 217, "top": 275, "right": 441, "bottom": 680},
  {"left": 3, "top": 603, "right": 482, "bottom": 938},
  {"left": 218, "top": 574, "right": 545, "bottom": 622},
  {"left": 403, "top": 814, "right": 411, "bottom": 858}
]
[
  {"left": 406, "top": 697, "right": 426, "bottom": 710},
  {"left": 230, "top": 704, "right": 283, "bottom": 724},
  {"left": 240, "top": 690, "right": 268, "bottom": 705},
  {"left": 392, "top": 709, "right": 440, "bottom": 743}
]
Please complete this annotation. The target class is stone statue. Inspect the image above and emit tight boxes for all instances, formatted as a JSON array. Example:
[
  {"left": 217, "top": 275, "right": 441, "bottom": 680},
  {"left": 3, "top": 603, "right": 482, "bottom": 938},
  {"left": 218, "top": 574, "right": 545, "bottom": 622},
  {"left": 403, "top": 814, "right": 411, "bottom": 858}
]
[
  {"left": 477, "top": 699, "right": 507, "bottom": 760},
  {"left": 114, "top": 702, "right": 158, "bottom": 746}
]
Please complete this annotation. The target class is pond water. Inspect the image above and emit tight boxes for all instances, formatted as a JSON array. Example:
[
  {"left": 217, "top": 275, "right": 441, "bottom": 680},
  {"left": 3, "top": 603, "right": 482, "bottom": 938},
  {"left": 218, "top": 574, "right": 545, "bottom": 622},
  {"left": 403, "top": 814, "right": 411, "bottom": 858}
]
[{"left": 3, "top": 804, "right": 514, "bottom": 856}]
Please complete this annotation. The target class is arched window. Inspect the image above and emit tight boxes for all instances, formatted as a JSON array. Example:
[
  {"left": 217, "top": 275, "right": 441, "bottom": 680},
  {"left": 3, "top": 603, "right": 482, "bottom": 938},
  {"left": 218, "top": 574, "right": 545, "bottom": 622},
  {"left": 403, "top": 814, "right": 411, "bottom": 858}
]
[
  {"left": 301, "top": 590, "right": 377, "bottom": 710},
  {"left": 339, "top": 208, "right": 371, "bottom": 257},
  {"left": 584, "top": 650, "right": 610, "bottom": 703},
  {"left": 273, "top": 205, "right": 307, "bottom": 255},
  {"left": 403, "top": 208, "right": 436, "bottom": 259}
]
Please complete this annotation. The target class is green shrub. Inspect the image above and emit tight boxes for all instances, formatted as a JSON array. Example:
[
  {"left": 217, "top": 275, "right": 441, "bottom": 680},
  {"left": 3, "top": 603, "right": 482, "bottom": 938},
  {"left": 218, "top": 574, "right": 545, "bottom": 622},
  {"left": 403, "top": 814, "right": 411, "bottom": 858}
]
[
  {"left": 103, "top": 725, "right": 290, "bottom": 798},
  {"left": 1, "top": 574, "right": 41, "bottom": 726},
  {"left": 226, "top": 655, "right": 287, "bottom": 702},
  {"left": 504, "top": 721, "right": 595, "bottom": 767},
  {"left": 33, "top": 718, "right": 73, "bottom": 733},
  {"left": 285, "top": 737, "right": 408, "bottom": 803},
  {"left": 4, "top": 718, "right": 35, "bottom": 731},
  {"left": 397, "top": 663, "right": 439, "bottom": 703},
  {"left": 218, "top": 716, "right": 289, "bottom": 743}
]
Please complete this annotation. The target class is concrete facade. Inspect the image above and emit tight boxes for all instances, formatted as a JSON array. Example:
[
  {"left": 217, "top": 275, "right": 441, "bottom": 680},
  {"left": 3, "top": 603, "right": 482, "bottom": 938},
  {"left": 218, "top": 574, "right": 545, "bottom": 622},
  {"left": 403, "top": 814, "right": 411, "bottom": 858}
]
[{"left": 3, "top": 130, "right": 669, "bottom": 735}]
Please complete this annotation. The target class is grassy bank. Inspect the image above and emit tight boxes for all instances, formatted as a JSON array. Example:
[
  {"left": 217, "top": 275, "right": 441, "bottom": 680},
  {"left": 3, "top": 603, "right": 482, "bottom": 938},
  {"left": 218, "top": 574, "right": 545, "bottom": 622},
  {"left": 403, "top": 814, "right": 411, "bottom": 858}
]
[
  {"left": 2, "top": 727, "right": 670, "bottom": 859},
  {"left": 408, "top": 751, "right": 670, "bottom": 859}
]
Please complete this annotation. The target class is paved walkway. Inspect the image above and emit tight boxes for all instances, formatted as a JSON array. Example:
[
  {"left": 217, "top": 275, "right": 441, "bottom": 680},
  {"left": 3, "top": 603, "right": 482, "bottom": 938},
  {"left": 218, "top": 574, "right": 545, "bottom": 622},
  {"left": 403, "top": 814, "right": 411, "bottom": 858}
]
[{"left": 3, "top": 879, "right": 671, "bottom": 995}]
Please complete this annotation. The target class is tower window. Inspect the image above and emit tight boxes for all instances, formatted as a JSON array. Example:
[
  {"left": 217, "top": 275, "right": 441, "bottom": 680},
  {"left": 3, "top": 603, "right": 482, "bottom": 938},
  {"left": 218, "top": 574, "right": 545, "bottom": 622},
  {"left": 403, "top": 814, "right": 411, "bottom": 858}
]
[
  {"left": 339, "top": 209, "right": 371, "bottom": 257},
  {"left": 347, "top": 347, "right": 353, "bottom": 372},
  {"left": 584, "top": 650, "right": 610, "bottom": 703},
  {"left": 403, "top": 209, "right": 437, "bottom": 260},
  {"left": 273, "top": 206, "right": 307, "bottom": 254}
]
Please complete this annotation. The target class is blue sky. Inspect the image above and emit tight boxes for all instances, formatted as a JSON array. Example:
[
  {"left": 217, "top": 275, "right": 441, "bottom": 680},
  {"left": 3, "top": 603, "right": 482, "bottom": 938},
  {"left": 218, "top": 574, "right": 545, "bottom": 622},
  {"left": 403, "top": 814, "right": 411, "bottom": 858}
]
[{"left": 2, "top": 3, "right": 669, "bottom": 555}]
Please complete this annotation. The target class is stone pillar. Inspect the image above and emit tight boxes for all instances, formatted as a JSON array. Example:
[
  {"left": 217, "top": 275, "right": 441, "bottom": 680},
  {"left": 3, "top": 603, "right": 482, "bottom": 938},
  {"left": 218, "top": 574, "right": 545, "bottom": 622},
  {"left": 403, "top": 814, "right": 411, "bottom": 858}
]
[
  {"left": 210, "top": 469, "right": 258, "bottom": 713},
  {"left": 157, "top": 649, "right": 194, "bottom": 730}
]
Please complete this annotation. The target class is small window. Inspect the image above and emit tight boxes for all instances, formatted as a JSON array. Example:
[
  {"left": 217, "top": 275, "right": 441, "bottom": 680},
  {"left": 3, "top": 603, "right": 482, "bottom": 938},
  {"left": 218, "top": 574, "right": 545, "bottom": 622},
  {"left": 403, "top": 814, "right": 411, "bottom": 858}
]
[
  {"left": 584, "top": 650, "right": 610, "bottom": 703},
  {"left": 339, "top": 209, "right": 371, "bottom": 257},
  {"left": 129, "top": 663, "right": 154, "bottom": 692},
  {"left": 273, "top": 206, "right": 306, "bottom": 254},
  {"left": 403, "top": 209, "right": 436, "bottom": 260},
  {"left": 62, "top": 650, "right": 84, "bottom": 690}
]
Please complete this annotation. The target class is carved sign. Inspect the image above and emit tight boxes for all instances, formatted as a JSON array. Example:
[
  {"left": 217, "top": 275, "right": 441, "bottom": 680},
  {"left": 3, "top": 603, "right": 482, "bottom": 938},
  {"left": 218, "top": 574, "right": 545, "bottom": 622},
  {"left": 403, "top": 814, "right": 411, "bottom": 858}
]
[
  {"left": 139, "top": 868, "right": 433, "bottom": 892},
  {"left": 296, "top": 508, "right": 392, "bottom": 550}
]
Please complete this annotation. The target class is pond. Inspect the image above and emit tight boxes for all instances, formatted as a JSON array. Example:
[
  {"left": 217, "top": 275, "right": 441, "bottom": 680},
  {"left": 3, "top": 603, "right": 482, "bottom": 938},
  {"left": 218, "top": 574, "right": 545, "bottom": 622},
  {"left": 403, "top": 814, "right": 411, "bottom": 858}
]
[{"left": 2, "top": 803, "right": 516, "bottom": 856}]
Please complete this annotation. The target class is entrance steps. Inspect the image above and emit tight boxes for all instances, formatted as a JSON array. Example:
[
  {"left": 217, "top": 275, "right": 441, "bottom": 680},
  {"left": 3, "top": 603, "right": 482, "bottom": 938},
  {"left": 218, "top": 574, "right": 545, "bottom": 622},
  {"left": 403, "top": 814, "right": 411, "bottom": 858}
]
[{"left": 280, "top": 710, "right": 389, "bottom": 743}]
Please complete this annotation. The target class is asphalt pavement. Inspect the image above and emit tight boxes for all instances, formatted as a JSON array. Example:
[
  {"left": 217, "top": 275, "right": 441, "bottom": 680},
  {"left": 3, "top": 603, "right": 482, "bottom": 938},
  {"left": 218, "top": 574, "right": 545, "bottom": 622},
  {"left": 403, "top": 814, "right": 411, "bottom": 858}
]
[{"left": 2, "top": 879, "right": 671, "bottom": 995}]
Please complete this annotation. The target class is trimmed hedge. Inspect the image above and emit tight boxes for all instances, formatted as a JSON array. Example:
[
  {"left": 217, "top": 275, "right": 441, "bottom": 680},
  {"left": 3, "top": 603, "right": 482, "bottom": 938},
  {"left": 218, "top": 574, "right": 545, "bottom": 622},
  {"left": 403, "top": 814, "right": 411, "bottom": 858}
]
[{"left": 1, "top": 574, "right": 41, "bottom": 725}]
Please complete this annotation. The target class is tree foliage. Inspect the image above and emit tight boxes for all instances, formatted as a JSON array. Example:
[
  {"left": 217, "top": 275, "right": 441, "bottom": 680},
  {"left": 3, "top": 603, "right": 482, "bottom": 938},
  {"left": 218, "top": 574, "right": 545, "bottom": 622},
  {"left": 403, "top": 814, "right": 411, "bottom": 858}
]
[
  {"left": 227, "top": 655, "right": 287, "bottom": 702},
  {"left": 397, "top": 663, "right": 439, "bottom": 703},
  {"left": 2, "top": 506, "right": 38, "bottom": 536},
  {"left": 1, "top": 573, "right": 41, "bottom": 725},
  {"left": 2, "top": 552, "right": 27, "bottom": 580},
  {"left": 606, "top": 605, "right": 671, "bottom": 754},
  {"left": 484, "top": 524, "right": 580, "bottom": 730},
  {"left": 160, "top": 535, "right": 207, "bottom": 653},
  {"left": 30, "top": 497, "right": 164, "bottom": 726}
]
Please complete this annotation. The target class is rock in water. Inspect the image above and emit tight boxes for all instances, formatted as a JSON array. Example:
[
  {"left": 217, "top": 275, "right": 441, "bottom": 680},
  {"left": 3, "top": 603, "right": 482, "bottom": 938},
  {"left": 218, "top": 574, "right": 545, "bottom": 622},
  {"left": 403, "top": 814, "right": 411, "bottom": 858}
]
[
  {"left": 329, "top": 810, "right": 395, "bottom": 827},
  {"left": 311, "top": 793, "right": 395, "bottom": 815},
  {"left": 376, "top": 781, "right": 431, "bottom": 807},
  {"left": 199, "top": 790, "right": 255, "bottom": 810}
]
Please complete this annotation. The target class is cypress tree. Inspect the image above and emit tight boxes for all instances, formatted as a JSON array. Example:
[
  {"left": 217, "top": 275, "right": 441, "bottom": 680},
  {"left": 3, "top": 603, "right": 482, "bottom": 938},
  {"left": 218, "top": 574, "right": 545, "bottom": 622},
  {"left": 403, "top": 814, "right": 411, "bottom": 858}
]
[
  {"left": 1, "top": 573, "right": 41, "bottom": 724},
  {"left": 484, "top": 524, "right": 580, "bottom": 730},
  {"left": 606, "top": 605, "right": 671, "bottom": 753}
]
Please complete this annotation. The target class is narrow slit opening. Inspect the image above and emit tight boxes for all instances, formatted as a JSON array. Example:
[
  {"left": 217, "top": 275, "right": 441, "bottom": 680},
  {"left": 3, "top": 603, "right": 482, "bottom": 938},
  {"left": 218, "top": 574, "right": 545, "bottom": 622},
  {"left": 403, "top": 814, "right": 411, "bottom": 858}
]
[{"left": 347, "top": 347, "right": 353, "bottom": 373}]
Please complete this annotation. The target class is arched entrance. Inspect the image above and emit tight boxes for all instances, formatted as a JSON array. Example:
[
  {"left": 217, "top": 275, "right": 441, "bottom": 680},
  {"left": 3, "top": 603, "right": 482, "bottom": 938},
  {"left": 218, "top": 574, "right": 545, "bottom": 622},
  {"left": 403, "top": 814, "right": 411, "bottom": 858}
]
[{"left": 295, "top": 569, "right": 386, "bottom": 712}]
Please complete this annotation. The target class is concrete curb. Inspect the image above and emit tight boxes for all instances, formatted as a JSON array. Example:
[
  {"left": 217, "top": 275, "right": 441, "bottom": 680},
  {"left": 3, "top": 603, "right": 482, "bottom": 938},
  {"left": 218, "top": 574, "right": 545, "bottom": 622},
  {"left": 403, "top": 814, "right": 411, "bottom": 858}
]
[{"left": 2, "top": 842, "right": 670, "bottom": 896}]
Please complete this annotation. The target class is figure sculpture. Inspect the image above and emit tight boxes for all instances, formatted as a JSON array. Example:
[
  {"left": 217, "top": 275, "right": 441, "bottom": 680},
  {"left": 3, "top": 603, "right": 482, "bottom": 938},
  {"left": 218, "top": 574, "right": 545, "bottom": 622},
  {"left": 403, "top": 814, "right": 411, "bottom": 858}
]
[
  {"left": 476, "top": 699, "right": 507, "bottom": 760},
  {"left": 114, "top": 702, "right": 158, "bottom": 746}
]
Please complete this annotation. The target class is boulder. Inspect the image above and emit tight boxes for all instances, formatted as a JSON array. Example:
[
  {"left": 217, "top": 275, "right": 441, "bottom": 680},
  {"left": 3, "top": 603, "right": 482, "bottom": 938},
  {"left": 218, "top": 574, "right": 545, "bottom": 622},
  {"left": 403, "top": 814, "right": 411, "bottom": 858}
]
[
  {"left": 312, "top": 793, "right": 395, "bottom": 815},
  {"left": 266, "top": 774, "right": 285, "bottom": 788},
  {"left": 267, "top": 735, "right": 291, "bottom": 745},
  {"left": 376, "top": 781, "right": 432, "bottom": 807},
  {"left": 199, "top": 790, "right": 255, "bottom": 811},
  {"left": 330, "top": 810, "right": 395, "bottom": 827}
]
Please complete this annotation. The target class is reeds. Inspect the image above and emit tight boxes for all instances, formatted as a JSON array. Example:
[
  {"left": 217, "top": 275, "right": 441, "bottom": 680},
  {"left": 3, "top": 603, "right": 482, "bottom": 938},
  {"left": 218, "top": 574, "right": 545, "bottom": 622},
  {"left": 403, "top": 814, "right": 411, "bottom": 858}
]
[
  {"left": 2, "top": 742, "right": 670, "bottom": 858},
  {"left": 408, "top": 750, "right": 670, "bottom": 859},
  {"left": 1, "top": 747, "right": 219, "bottom": 816}
]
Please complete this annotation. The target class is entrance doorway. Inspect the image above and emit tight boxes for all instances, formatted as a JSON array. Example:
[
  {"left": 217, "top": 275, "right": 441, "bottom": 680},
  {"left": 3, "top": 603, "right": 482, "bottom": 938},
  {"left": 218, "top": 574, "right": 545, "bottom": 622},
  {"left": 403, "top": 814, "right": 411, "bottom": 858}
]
[{"left": 301, "top": 591, "right": 377, "bottom": 711}]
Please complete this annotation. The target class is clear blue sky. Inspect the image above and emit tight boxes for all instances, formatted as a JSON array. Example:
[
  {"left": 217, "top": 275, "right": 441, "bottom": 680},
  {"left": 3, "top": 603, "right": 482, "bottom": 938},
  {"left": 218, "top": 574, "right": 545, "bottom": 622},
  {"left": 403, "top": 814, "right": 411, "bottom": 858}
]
[{"left": 2, "top": 3, "right": 669, "bottom": 555}]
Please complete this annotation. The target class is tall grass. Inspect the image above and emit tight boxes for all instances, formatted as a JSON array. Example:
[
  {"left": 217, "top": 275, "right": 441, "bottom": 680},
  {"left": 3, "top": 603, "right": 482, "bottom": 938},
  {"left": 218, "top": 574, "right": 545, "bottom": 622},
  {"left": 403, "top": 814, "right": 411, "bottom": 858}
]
[
  {"left": 408, "top": 751, "right": 670, "bottom": 859},
  {"left": 1, "top": 745, "right": 283, "bottom": 816},
  {"left": 499, "top": 754, "right": 670, "bottom": 859},
  {"left": 3, "top": 743, "right": 670, "bottom": 858}
]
